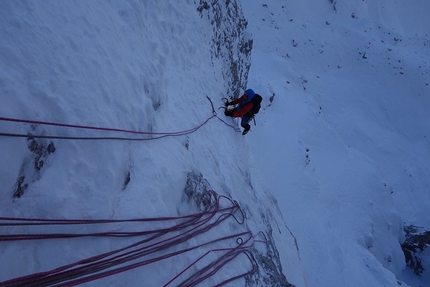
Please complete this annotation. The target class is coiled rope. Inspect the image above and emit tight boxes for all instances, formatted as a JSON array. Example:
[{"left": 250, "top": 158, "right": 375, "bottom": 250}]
[{"left": 0, "top": 191, "right": 265, "bottom": 287}]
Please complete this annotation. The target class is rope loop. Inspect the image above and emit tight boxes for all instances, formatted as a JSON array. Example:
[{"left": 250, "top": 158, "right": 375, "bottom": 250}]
[
  {"left": 0, "top": 191, "right": 267, "bottom": 287},
  {"left": 206, "top": 95, "right": 217, "bottom": 116},
  {"left": 0, "top": 96, "right": 241, "bottom": 140}
]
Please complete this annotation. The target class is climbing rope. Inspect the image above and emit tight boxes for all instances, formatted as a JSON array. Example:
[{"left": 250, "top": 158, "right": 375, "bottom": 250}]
[
  {"left": 0, "top": 95, "right": 251, "bottom": 286},
  {"left": 0, "top": 97, "right": 240, "bottom": 141},
  {"left": 173, "top": 232, "right": 266, "bottom": 287},
  {"left": 206, "top": 96, "right": 241, "bottom": 132},
  {"left": 0, "top": 191, "right": 264, "bottom": 287}
]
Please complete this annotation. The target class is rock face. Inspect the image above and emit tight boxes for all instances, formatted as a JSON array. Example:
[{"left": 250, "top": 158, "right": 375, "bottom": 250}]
[
  {"left": 197, "top": 0, "right": 253, "bottom": 98},
  {"left": 402, "top": 225, "right": 430, "bottom": 276},
  {"left": 191, "top": 3, "right": 298, "bottom": 286},
  {"left": 183, "top": 171, "right": 296, "bottom": 287},
  {"left": 13, "top": 135, "right": 56, "bottom": 198}
]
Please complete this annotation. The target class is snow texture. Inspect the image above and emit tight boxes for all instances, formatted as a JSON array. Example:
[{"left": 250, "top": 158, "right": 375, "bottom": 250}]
[{"left": 0, "top": 0, "right": 429, "bottom": 286}]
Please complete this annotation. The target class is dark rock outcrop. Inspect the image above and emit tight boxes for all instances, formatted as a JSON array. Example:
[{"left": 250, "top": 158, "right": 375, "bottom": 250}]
[
  {"left": 197, "top": 0, "right": 253, "bottom": 98},
  {"left": 402, "top": 225, "right": 430, "bottom": 276}
]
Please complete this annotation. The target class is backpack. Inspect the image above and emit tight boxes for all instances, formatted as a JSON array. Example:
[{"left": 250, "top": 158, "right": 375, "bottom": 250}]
[{"left": 251, "top": 94, "right": 262, "bottom": 114}]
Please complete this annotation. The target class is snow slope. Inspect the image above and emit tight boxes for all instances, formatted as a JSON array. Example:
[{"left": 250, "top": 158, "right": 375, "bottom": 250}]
[
  {"left": 0, "top": 0, "right": 429, "bottom": 286},
  {"left": 243, "top": 0, "right": 430, "bottom": 286},
  {"left": 0, "top": 1, "right": 305, "bottom": 286}
]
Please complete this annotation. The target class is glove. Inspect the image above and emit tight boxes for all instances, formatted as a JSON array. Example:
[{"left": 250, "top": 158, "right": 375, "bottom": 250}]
[
  {"left": 224, "top": 109, "right": 234, "bottom": 117},
  {"left": 223, "top": 97, "right": 233, "bottom": 106}
]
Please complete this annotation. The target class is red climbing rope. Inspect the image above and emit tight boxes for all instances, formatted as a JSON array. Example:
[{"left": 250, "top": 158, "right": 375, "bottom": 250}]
[
  {"left": 0, "top": 191, "right": 263, "bottom": 287},
  {"left": 0, "top": 96, "right": 240, "bottom": 141},
  {"left": 166, "top": 232, "right": 263, "bottom": 287},
  {"left": 0, "top": 115, "right": 218, "bottom": 141}
]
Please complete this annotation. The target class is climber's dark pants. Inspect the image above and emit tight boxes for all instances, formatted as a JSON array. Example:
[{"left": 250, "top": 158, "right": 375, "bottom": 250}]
[{"left": 241, "top": 116, "right": 252, "bottom": 131}]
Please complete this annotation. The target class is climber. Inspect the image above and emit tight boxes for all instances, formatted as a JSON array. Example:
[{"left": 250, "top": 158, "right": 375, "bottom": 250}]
[{"left": 224, "top": 89, "right": 262, "bottom": 135}]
